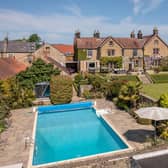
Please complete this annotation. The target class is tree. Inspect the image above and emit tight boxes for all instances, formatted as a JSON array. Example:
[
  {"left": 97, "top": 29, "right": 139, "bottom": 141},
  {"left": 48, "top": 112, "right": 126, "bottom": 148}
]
[
  {"left": 27, "top": 33, "right": 41, "bottom": 48},
  {"left": 16, "top": 58, "right": 60, "bottom": 89}
]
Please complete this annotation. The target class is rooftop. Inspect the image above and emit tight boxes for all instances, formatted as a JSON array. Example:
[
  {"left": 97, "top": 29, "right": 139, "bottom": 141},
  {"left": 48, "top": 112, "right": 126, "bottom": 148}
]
[
  {"left": 0, "top": 40, "right": 36, "bottom": 53},
  {"left": 0, "top": 58, "right": 27, "bottom": 80},
  {"left": 52, "top": 44, "right": 74, "bottom": 55}
]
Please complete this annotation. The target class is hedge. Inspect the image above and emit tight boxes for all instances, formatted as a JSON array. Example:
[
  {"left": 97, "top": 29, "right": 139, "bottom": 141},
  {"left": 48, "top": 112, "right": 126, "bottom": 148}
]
[
  {"left": 50, "top": 76, "right": 73, "bottom": 104},
  {"left": 150, "top": 74, "right": 168, "bottom": 83}
]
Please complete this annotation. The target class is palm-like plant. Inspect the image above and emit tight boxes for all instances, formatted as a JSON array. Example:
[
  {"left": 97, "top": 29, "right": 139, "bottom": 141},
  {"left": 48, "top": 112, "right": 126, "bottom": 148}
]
[{"left": 117, "top": 81, "right": 142, "bottom": 109}]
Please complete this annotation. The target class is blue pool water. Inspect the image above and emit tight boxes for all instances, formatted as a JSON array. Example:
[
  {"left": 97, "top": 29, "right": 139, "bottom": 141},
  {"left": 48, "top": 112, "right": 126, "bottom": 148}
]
[{"left": 33, "top": 102, "right": 128, "bottom": 165}]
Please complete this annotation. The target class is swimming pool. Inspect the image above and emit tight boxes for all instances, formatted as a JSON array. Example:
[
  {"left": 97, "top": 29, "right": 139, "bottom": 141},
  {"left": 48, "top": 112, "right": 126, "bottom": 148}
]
[{"left": 32, "top": 102, "right": 129, "bottom": 166}]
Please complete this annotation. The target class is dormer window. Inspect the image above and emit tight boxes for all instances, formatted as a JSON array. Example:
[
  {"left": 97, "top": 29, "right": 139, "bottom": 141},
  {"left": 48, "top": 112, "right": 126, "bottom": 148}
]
[{"left": 109, "top": 41, "right": 113, "bottom": 46}]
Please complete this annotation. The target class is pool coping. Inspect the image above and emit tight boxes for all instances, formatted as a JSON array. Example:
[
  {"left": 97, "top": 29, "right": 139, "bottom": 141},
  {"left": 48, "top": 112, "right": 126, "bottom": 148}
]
[{"left": 27, "top": 105, "right": 133, "bottom": 168}]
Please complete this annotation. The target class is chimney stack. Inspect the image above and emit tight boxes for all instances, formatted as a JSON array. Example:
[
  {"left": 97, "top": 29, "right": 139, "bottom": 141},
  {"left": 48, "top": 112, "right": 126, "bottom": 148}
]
[
  {"left": 75, "top": 30, "right": 80, "bottom": 38},
  {"left": 137, "top": 30, "right": 143, "bottom": 39},
  {"left": 153, "top": 27, "right": 158, "bottom": 36},
  {"left": 3, "top": 35, "right": 8, "bottom": 53},
  {"left": 130, "top": 31, "right": 135, "bottom": 38},
  {"left": 93, "top": 30, "right": 100, "bottom": 38}
]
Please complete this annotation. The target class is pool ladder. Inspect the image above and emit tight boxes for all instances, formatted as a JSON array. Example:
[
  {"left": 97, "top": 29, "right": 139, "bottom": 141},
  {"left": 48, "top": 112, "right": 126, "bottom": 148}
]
[{"left": 24, "top": 136, "right": 34, "bottom": 149}]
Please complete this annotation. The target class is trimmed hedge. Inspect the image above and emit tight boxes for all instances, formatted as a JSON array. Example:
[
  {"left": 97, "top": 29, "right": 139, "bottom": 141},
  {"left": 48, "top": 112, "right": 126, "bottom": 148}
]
[
  {"left": 50, "top": 76, "right": 73, "bottom": 104},
  {"left": 150, "top": 74, "right": 168, "bottom": 83},
  {"left": 111, "top": 75, "right": 139, "bottom": 82}
]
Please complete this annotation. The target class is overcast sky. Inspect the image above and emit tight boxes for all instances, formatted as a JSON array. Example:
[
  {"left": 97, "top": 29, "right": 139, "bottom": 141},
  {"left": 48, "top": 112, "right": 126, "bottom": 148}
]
[{"left": 0, "top": 0, "right": 167, "bottom": 44}]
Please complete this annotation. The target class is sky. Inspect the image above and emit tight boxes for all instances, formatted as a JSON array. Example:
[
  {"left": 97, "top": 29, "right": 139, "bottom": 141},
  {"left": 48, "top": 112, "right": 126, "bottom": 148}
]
[{"left": 0, "top": 0, "right": 168, "bottom": 44}]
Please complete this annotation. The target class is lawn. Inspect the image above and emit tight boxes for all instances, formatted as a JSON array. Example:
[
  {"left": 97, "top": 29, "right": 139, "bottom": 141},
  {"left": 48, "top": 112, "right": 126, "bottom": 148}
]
[
  {"left": 150, "top": 74, "right": 168, "bottom": 83},
  {"left": 111, "top": 75, "right": 139, "bottom": 82},
  {"left": 141, "top": 83, "right": 168, "bottom": 100}
]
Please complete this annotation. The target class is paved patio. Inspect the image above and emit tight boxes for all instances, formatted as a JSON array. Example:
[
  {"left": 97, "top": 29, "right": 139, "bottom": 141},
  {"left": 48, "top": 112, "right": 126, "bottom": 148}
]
[
  {"left": 0, "top": 108, "right": 35, "bottom": 168},
  {"left": 0, "top": 99, "right": 154, "bottom": 168},
  {"left": 95, "top": 98, "right": 154, "bottom": 150}
]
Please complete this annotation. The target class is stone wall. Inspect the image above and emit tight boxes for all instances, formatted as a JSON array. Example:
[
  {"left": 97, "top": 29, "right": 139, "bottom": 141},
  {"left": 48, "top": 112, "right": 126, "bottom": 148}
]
[{"left": 139, "top": 93, "right": 158, "bottom": 106}]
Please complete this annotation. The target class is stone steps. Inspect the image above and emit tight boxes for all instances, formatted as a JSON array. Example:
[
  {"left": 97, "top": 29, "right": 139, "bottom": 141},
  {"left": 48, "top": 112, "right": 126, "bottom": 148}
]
[{"left": 138, "top": 74, "right": 151, "bottom": 84}]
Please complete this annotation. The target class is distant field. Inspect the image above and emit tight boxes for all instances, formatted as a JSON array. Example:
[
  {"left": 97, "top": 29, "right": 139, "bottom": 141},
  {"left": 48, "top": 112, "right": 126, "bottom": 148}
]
[
  {"left": 141, "top": 83, "right": 168, "bottom": 100},
  {"left": 111, "top": 75, "right": 139, "bottom": 82},
  {"left": 150, "top": 74, "right": 168, "bottom": 83}
]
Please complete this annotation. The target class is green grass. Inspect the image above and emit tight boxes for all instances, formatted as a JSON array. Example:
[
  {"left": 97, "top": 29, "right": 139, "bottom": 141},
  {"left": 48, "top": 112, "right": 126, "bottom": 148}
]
[
  {"left": 141, "top": 83, "right": 168, "bottom": 100},
  {"left": 112, "top": 75, "right": 139, "bottom": 82},
  {"left": 150, "top": 74, "right": 168, "bottom": 83}
]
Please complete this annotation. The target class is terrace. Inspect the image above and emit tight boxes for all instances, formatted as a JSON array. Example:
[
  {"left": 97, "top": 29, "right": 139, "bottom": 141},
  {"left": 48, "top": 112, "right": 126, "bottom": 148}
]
[{"left": 0, "top": 99, "right": 154, "bottom": 168}]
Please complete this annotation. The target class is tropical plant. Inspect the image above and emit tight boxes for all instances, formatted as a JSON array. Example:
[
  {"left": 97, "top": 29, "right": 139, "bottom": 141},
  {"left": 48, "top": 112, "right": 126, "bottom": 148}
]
[
  {"left": 116, "top": 82, "right": 142, "bottom": 111},
  {"left": 50, "top": 76, "right": 73, "bottom": 104},
  {"left": 159, "top": 93, "right": 168, "bottom": 108}
]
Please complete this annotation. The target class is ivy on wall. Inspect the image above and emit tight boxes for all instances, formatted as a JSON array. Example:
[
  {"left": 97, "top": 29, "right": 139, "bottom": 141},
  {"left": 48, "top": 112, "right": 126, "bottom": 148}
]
[
  {"left": 77, "top": 49, "right": 87, "bottom": 60},
  {"left": 100, "top": 56, "right": 122, "bottom": 68}
]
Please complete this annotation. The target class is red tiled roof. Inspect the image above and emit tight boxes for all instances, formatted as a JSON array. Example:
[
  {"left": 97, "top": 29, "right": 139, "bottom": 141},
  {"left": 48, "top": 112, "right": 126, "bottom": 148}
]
[
  {"left": 76, "top": 37, "right": 105, "bottom": 49},
  {"left": 75, "top": 35, "right": 154, "bottom": 49},
  {"left": 52, "top": 44, "right": 74, "bottom": 55},
  {"left": 0, "top": 58, "right": 27, "bottom": 80}
]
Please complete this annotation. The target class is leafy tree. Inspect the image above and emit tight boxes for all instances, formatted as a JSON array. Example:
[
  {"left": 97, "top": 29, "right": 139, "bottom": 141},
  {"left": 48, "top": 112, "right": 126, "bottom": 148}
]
[
  {"left": 16, "top": 58, "right": 60, "bottom": 89},
  {"left": 27, "top": 33, "right": 41, "bottom": 48}
]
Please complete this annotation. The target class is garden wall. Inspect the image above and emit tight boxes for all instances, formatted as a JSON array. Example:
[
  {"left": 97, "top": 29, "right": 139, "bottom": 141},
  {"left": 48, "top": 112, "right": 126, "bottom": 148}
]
[{"left": 139, "top": 93, "right": 157, "bottom": 106}]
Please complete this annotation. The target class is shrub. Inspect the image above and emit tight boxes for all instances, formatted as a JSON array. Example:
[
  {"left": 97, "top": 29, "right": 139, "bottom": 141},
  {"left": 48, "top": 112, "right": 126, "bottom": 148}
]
[
  {"left": 137, "top": 118, "right": 152, "bottom": 125},
  {"left": 157, "top": 121, "right": 168, "bottom": 140},
  {"left": 159, "top": 93, "right": 168, "bottom": 108},
  {"left": 82, "top": 90, "right": 94, "bottom": 99},
  {"left": 50, "top": 76, "right": 73, "bottom": 104}
]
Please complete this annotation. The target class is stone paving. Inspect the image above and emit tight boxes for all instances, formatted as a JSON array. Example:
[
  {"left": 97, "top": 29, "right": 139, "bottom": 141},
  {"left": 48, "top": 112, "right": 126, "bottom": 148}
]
[
  {"left": 0, "top": 99, "right": 154, "bottom": 168},
  {"left": 95, "top": 98, "right": 154, "bottom": 150},
  {"left": 0, "top": 107, "right": 35, "bottom": 168}
]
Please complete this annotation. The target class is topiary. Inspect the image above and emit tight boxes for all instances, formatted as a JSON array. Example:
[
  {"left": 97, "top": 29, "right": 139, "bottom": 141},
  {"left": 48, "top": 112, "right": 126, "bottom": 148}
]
[
  {"left": 159, "top": 93, "right": 168, "bottom": 108},
  {"left": 50, "top": 75, "right": 73, "bottom": 104}
]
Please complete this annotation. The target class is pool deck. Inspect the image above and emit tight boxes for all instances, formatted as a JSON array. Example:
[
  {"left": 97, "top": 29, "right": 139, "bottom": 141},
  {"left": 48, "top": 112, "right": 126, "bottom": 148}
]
[
  {"left": 0, "top": 99, "right": 154, "bottom": 168},
  {"left": 0, "top": 108, "right": 35, "bottom": 168}
]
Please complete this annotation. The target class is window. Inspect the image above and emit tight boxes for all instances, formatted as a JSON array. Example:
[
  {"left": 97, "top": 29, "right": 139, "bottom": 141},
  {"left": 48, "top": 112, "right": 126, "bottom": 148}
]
[
  {"left": 107, "top": 49, "right": 115, "bottom": 56},
  {"left": 87, "top": 49, "right": 93, "bottom": 58},
  {"left": 133, "top": 49, "right": 138, "bottom": 56},
  {"left": 109, "top": 41, "right": 113, "bottom": 46},
  {"left": 153, "top": 48, "right": 160, "bottom": 54}
]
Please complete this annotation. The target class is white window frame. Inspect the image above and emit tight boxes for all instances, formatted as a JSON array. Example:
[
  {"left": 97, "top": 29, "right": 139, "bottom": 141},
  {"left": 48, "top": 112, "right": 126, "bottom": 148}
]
[{"left": 87, "top": 49, "right": 93, "bottom": 58}]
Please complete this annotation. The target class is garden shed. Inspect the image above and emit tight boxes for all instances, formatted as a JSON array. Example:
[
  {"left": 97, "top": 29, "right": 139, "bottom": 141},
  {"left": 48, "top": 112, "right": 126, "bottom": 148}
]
[{"left": 35, "top": 82, "right": 50, "bottom": 98}]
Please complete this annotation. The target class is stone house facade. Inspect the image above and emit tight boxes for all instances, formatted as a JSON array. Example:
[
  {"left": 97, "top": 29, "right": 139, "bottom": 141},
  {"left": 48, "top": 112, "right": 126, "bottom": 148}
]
[
  {"left": 34, "top": 44, "right": 77, "bottom": 73},
  {"left": 0, "top": 37, "right": 36, "bottom": 66},
  {"left": 74, "top": 28, "right": 168, "bottom": 72}
]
